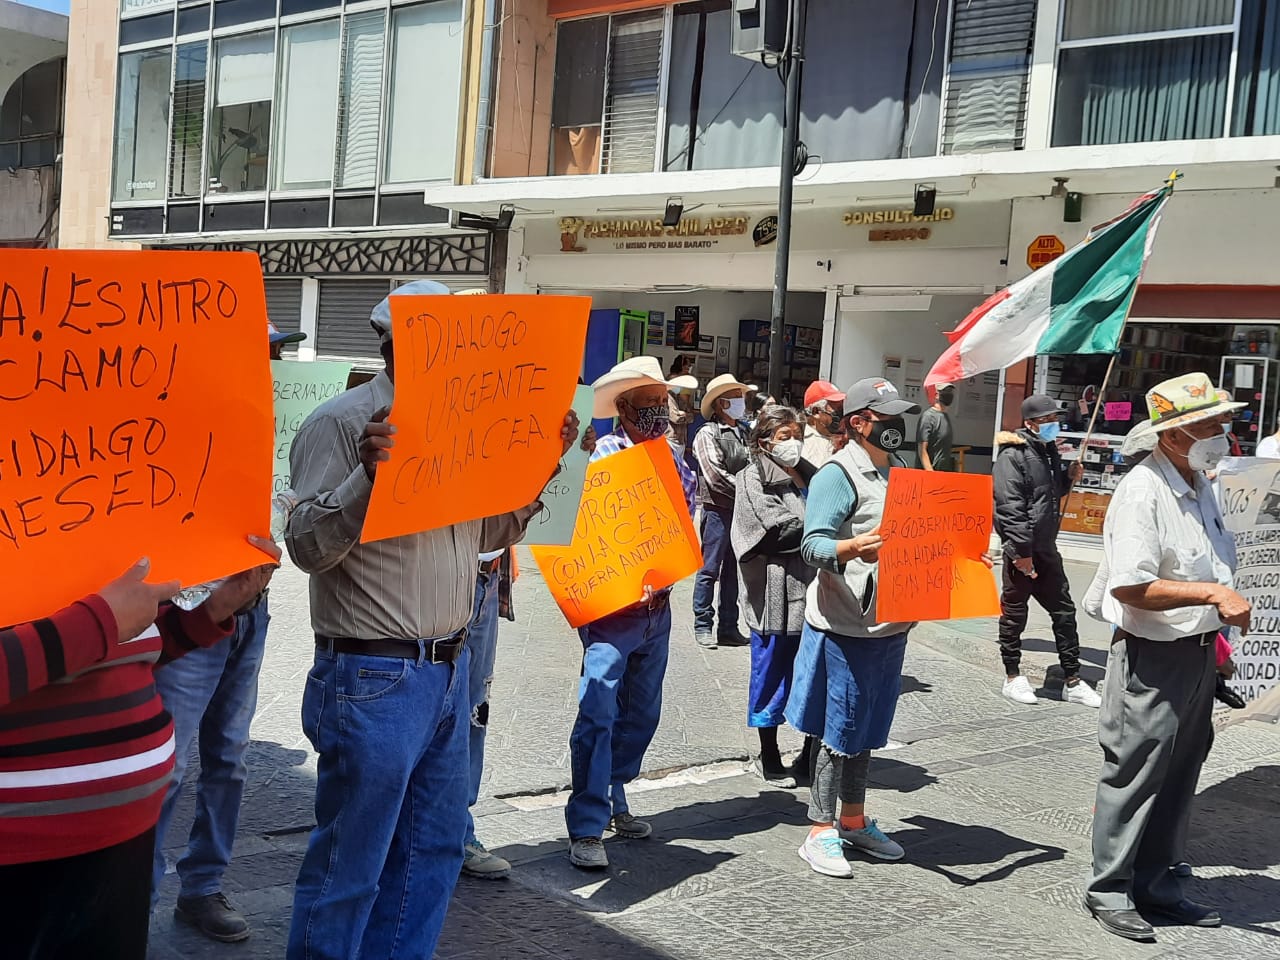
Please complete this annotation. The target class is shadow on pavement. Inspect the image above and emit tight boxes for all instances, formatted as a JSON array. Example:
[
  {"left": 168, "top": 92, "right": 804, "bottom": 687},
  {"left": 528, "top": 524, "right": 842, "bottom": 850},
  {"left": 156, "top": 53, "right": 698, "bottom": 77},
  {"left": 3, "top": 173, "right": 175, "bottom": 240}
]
[
  {"left": 901, "top": 674, "right": 934, "bottom": 695},
  {"left": 869, "top": 758, "right": 939, "bottom": 793},
  {"left": 892, "top": 814, "right": 1067, "bottom": 887},
  {"left": 1020, "top": 638, "right": 1107, "bottom": 686}
]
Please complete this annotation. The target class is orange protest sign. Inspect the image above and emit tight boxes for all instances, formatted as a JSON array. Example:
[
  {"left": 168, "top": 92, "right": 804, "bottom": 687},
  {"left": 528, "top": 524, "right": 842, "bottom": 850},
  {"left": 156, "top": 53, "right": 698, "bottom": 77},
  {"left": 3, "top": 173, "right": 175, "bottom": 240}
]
[
  {"left": 876, "top": 468, "right": 1000, "bottom": 623},
  {"left": 361, "top": 294, "right": 589, "bottom": 543},
  {"left": 530, "top": 439, "right": 700, "bottom": 628},
  {"left": 0, "top": 249, "right": 273, "bottom": 624}
]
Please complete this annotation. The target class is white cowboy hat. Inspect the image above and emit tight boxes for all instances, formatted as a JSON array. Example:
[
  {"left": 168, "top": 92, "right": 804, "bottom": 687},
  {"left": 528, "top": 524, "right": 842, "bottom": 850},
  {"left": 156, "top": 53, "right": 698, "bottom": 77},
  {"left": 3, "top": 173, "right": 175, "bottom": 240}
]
[
  {"left": 669, "top": 374, "right": 698, "bottom": 393},
  {"left": 591, "top": 356, "right": 672, "bottom": 419},
  {"left": 701, "top": 373, "right": 750, "bottom": 418}
]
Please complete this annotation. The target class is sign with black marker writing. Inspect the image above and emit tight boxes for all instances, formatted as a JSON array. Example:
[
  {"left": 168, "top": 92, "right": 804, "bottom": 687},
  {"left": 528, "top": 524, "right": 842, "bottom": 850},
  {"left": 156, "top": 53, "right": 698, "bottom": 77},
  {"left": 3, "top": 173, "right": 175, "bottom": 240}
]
[
  {"left": 271, "top": 359, "right": 351, "bottom": 493},
  {"left": 361, "top": 294, "right": 589, "bottom": 542},
  {"left": 0, "top": 249, "right": 273, "bottom": 624},
  {"left": 523, "top": 383, "right": 593, "bottom": 546}
]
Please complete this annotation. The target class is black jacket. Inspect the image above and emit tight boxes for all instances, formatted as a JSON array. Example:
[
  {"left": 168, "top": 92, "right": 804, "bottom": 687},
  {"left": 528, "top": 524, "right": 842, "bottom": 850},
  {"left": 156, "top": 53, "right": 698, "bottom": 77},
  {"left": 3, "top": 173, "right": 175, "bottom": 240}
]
[{"left": 992, "top": 429, "right": 1072, "bottom": 558}]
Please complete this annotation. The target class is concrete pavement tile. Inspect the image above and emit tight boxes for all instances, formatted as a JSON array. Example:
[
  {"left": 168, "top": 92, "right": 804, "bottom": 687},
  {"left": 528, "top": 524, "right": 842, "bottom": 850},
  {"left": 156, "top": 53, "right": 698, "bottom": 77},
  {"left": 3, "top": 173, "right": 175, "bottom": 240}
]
[{"left": 608, "top": 904, "right": 785, "bottom": 960}]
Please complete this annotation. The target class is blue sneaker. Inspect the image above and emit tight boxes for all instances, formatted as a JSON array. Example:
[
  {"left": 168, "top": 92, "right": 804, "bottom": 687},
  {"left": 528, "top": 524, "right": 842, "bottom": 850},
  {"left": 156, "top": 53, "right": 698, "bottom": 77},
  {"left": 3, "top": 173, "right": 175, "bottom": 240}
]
[
  {"left": 798, "top": 828, "right": 852, "bottom": 878},
  {"left": 839, "top": 818, "right": 904, "bottom": 861}
]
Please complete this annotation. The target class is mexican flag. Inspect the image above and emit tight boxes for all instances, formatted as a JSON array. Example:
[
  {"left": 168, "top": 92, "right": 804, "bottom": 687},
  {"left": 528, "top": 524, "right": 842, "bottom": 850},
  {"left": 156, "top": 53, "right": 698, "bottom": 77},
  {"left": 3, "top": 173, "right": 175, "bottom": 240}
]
[{"left": 924, "top": 184, "right": 1173, "bottom": 389}]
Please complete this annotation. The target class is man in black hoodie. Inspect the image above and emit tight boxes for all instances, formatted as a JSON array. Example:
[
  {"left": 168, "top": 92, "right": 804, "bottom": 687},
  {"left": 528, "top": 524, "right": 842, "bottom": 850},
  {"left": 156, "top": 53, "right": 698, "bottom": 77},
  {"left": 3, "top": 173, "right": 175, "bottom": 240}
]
[{"left": 992, "top": 395, "right": 1099, "bottom": 708}]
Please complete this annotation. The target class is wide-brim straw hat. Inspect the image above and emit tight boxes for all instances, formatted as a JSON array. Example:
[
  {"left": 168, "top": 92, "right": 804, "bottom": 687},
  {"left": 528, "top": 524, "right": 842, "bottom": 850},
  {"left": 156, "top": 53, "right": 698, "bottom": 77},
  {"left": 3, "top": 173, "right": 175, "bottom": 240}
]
[
  {"left": 591, "top": 356, "right": 673, "bottom": 419},
  {"left": 1144, "top": 372, "right": 1245, "bottom": 434},
  {"left": 701, "top": 374, "right": 749, "bottom": 418}
]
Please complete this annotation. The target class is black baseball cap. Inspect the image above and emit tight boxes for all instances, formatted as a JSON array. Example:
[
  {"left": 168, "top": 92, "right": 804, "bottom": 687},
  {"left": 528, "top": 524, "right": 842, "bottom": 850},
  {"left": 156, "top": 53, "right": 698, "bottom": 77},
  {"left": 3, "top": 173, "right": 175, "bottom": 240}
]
[
  {"left": 1021, "top": 394, "right": 1063, "bottom": 419},
  {"left": 843, "top": 378, "right": 920, "bottom": 416}
]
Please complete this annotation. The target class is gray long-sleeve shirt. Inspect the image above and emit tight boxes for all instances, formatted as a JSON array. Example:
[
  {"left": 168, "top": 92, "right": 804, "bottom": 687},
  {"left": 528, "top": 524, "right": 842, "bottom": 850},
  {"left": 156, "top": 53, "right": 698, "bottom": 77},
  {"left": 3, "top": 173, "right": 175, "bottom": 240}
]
[{"left": 285, "top": 371, "right": 537, "bottom": 641}]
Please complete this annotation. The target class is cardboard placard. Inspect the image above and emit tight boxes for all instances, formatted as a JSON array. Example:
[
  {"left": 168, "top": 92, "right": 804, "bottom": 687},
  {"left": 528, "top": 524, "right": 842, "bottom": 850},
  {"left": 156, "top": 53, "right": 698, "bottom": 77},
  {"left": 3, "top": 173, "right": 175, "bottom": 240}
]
[
  {"left": 876, "top": 468, "right": 1000, "bottom": 622},
  {"left": 0, "top": 249, "right": 273, "bottom": 624},
  {"left": 1104, "top": 401, "right": 1132, "bottom": 421},
  {"left": 361, "top": 295, "right": 589, "bottom": 542},
  {"left": 530, "top": 439, "right": 700, "bottom": 627},
  {"left": 523, "top": 384, "right": 594, "bottom": 546},
  {"left": 271, "top": 359, "right": 350, "bottom": 494}
]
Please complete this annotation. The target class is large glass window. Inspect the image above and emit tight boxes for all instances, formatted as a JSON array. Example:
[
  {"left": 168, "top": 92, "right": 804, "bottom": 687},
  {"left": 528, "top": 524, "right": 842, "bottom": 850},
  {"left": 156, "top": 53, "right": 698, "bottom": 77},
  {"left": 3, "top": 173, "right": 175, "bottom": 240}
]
[
  {"left": 113, "top": 49, "right": 171, "bottom": 202},
  {"left": 550, "top": 16, "right": 607, "bottom": 176},
  {"left": 384, "top": 0, "right": 463, "bottom": 184},
  {"left": 274, "top": 20, "right": 341, "bottom": 190},
  {"left": 208, "top": 32, "right": 275, "bottom": 194},
  {"left": 1233, "top": 0, "right": 1280, "bottom": 136},
  {"left": 0, "top": 57, "right": 64, "bottom": 170},
  {"left": 336, "top": 11, "right": 386, "bottom": 188},
  {"left": 1053, "top": 0, "right": 1234, "bottom": 145},
  {"left": 169, "top": 43, "right": 206, "bottom": 198}
]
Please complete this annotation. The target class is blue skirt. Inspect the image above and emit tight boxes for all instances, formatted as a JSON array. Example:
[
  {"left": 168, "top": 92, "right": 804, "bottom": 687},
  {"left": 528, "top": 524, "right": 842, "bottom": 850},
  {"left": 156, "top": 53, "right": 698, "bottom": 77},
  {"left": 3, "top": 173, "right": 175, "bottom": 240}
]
[
  {"left": 748, "top": 631, "right": 801, "bottom": 728},
  {"left": 784, "top": 622, "right": 908, "bottom": 755}
]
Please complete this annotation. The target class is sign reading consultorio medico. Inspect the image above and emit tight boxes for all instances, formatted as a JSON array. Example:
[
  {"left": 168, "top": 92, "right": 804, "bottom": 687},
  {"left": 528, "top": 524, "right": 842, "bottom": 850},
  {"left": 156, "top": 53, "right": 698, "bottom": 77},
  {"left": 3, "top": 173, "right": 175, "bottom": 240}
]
[{"left": 844, "top": 206, "right": 956, "bottom": 242}]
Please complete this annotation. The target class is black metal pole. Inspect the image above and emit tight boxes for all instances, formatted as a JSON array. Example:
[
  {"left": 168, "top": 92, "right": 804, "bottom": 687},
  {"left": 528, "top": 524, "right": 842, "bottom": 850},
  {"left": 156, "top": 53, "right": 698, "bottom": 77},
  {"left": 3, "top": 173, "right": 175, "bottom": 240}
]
[{"left": 767, "top": 0, "right": 806, "bottom": 402}]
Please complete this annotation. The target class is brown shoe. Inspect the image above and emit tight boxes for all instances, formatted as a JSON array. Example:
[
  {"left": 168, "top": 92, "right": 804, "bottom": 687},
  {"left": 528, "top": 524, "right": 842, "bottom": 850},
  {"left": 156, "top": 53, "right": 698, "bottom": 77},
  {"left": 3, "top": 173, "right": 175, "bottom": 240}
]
[{"left": 174, "top": 892, "right": 251, "bottom": 943}]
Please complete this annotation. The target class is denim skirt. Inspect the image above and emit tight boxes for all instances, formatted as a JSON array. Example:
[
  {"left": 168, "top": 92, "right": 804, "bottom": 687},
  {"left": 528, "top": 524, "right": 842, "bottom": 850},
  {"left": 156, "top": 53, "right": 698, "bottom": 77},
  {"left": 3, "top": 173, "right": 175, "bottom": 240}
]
[{"left": 784, "top": 622, "right": 908, "bottom": 755}]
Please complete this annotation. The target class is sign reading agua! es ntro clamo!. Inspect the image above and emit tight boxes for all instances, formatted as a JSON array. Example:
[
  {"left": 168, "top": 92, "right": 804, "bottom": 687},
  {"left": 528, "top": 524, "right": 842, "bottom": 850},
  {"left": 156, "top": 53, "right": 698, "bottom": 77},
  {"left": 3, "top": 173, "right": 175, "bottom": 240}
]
[{"left": 1218, "top": 458, "right": 1280, "bottom": 701}]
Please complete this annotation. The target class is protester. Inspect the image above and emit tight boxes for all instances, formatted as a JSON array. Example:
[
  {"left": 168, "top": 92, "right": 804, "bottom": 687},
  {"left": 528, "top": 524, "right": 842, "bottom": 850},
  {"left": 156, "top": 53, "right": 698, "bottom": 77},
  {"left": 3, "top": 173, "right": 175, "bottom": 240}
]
[
  {"left": 731, "top": 405, "right": 817, "bottom": 788},
  {"left": 284, "top": 280, "right": 579, "bottom": 960},
  {"left": 1256, "top": 418, "right": 1280, "bottom": 458},
  {"left": 992, "top": 395, "right": 1099, "bottom": 707},
  {"left": 667, "top": 373, "right": 700, "bottom": 457},
  {"left": 692, "top": 374, "right": 752, "bottom": 648},
  {"left": 801, "top": 380, "right": 845, "bottom": 468},
  {"left": 917, "top": 383, "right": 956, "bottom": 471},
  {"left": 2, "top": 549, "right": 279, "bottom": 960},
  {"left": 565, "top": 356, "right": 698, "bottom": 870},
  {"left": 149, "top": 322, "right": 297, "bottom": 943},
  {"left": 1083, "top": 373, "right": 1248, "bottom": 941},
  {"left": 787, "top": 378, "right": 919, "bottom": 878}
]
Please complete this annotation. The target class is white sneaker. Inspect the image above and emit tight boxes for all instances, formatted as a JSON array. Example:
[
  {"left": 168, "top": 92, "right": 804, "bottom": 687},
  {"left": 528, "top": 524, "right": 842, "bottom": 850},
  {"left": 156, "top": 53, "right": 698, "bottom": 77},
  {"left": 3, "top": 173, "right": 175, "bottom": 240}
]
[
  {"left": 1064, "top": 679, "right": 1102, "bottom": 708},
  {"left": 1002, "top": 675, "right": 1039, "bottom": 705},
  {"left": 798, "top": 828, "right": 853, "bottom": 878}
]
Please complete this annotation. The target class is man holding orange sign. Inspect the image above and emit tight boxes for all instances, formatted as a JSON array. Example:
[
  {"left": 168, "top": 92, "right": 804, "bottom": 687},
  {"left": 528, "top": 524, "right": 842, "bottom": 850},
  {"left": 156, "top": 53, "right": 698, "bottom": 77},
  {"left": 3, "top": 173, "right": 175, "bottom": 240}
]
[{"left": 284, "top": 282, "right": 581, "bottom": 960}]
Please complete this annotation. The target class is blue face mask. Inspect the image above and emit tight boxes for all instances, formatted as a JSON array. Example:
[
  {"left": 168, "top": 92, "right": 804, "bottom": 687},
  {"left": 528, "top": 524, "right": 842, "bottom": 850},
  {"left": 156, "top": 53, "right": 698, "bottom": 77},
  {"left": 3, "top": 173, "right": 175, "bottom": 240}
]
[{"left": 1035, "top": 421, "right": 1061, "bottom": 443}]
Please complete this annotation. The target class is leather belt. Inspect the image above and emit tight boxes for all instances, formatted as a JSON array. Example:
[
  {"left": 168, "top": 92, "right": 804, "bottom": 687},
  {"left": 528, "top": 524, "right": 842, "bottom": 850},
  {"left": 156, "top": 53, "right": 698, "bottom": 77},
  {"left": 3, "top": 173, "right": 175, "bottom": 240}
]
[
  {"left": 478, "top": 556, "right": 502, "bottom": 575},
  {"left": 316, "top": 631, "right": 467, "bottom": 664},
  {"left": 1113, "top": 628, "right": 1215, "bottom": 647}
]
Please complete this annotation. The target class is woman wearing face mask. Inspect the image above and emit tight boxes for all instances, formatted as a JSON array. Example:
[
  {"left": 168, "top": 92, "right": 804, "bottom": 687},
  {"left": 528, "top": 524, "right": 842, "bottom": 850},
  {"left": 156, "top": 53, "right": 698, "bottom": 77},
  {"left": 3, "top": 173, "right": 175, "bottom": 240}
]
[
  {"left": 730, "top": 406, "right": 818, "bottom": 787},
  {"left": 785, "top": 378, "right": 920, "bottom": 878}
]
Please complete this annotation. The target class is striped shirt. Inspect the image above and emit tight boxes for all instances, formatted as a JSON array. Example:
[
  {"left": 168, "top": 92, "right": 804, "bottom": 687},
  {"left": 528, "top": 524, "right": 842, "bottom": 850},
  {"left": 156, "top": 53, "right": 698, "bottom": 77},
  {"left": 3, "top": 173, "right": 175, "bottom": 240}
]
[
  {"left": 0, "top": 599, "right": 231, "bottom": 865},
  {"left": 286, "top": 371, "right": 538, "bottom": 640}
]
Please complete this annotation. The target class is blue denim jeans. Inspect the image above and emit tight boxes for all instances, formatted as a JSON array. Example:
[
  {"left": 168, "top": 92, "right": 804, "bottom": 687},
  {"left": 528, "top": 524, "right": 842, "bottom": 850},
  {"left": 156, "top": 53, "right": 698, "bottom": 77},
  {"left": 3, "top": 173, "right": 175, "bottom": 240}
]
[
  {"left": 566, "top": 603, "right": 671, "bottom": 839},
  {"left": 287, "top": 643, "right": 470, "bottom": 960},
  {"left": 151, "top": 598, "right": 269, "bottom": 903},
  {"left": 465, "top": 570, "right": 501, "bottom": 846},
  {"left": 692, "top": 506, "right": 740, "bottom": 634}
]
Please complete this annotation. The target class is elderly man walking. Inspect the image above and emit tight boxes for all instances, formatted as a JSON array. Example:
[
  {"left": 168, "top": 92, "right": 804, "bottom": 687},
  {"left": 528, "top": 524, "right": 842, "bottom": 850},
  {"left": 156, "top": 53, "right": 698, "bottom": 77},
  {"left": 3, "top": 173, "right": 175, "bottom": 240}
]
[
  {"left": 800, "top": 379, "right": 845, "bottom": 468},
  {"left": 565, "top": 357, "right": 697, "bottom": 870},
  {"left": 1083, "top": 373, "right": 1250, "bottom": 942},
  {"left": 284, "top": 281, "right": 578, "bottom": 960}
]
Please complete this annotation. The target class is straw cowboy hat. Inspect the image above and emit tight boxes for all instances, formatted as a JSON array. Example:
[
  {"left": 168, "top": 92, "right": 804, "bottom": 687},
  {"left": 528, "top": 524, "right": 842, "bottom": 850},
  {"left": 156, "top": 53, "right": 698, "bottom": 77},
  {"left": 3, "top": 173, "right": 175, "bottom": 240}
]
[
  {"left": 1144, "top": 372, "right": 1244, "bottom": 433},
  {"left": 591, "top": 356, "right": 672, "bottom": 419},
  {"left": 701, "top": 373, "right": 749, "bottom": 419},
  {"left": 669, "top": 374, "right": 699, "bottom": 393}
]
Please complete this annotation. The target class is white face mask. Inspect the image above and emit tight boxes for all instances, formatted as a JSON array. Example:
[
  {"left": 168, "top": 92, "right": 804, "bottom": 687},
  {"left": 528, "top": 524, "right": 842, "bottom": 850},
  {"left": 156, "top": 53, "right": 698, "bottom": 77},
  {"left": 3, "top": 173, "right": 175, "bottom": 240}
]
[
  {"left": 1180, "top": 428, "right": 1230, "bottom": 472},
  {"left": 725, "top": 397, "right": 747, "bottom": 420},
  {"left": 766, "top": 438, "right": 803, "bottom": 468}
]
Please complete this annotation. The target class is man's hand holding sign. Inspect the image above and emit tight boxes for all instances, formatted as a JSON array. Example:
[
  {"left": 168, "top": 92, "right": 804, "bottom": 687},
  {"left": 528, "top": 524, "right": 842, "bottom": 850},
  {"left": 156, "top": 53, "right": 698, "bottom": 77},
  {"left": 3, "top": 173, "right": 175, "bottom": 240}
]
[{"left": 361, "top": 295, "right": 589, "bottom": 542}]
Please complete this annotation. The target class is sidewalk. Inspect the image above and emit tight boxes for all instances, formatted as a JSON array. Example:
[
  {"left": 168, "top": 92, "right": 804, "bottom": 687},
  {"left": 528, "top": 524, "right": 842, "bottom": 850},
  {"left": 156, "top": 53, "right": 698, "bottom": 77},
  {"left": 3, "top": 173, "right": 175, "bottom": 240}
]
[{"left": 148, "top": 554, "right": 1280, "bottom": 959}]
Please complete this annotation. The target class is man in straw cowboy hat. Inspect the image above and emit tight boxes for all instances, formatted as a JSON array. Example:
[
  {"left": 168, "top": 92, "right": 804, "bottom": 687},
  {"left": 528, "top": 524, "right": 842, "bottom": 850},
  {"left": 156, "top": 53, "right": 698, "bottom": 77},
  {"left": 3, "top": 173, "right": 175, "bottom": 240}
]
[
  {"left": 565, "top": 357, "right": 697, "bottom": 870},
  {"left": 691, "top": 373, "right": 753, "bottom": 649},
  {"left": 1083, "top": 372, "right": 1250, "bottom": 942}
]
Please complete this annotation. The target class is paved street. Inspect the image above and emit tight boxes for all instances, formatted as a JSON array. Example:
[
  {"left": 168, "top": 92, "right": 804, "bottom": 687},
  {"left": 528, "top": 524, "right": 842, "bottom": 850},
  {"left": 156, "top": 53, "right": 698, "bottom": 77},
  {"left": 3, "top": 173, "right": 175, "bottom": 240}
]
[{"left": 149, "top": 553, "right": 1280, "bottom": 960}]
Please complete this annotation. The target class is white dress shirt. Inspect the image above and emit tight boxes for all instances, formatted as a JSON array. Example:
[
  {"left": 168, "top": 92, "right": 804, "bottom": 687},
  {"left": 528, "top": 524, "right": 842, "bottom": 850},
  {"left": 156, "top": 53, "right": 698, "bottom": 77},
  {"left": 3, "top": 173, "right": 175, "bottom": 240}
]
[{"left": 1091, "top": 445, "right": 1237, "bottom": 641}]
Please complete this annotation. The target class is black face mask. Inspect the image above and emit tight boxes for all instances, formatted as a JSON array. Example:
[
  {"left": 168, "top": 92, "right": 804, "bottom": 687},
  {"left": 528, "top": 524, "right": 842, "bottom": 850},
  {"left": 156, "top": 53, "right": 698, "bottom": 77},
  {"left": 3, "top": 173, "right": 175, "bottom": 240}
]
[
  {"left": 937, "top": 388, "right": 955, "bottom": 407},
  {"left": 866, "top": 416, "right": 907, "bottom": 452}
]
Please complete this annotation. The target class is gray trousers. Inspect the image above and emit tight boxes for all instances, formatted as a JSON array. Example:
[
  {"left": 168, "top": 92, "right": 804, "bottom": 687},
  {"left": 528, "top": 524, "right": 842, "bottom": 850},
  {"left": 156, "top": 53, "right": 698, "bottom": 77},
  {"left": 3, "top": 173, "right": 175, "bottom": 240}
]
[
  {"left": 1086, "top": 634, "right": 1215, "bottom": 911},
  {"left": 808, "top": 748, "right": 871, "bottom": 823}
]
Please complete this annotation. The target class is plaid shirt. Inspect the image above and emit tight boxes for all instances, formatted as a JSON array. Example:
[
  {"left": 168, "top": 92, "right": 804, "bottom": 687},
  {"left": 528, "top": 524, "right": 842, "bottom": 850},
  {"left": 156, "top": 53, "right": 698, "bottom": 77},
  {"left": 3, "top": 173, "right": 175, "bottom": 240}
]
[{"left": 592, "top": 428, "right": 698, "bottom": 520}]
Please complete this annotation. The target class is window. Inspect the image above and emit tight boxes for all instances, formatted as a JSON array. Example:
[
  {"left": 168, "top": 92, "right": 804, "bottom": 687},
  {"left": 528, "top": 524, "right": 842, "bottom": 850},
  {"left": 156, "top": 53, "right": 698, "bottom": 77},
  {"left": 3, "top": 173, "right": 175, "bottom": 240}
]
[
  {"left": 600, "top": 11, "right": 665, "bottom": 174},
  {"left": 336, "top": 11, "right": 386, "bottom": 188},
  {"left": 169, "top": 43, "right": 206, "bottom": 198},
  {"left": 384, "top": 1, "right": 464, "bottom": 184},
  {"left": 113, "top": 49, "right": 171, "bottom": 202},
  {"left": 550, "top": 16, "right": 607, "bottom": 175},
  {"left": 941, "top": 0, "right": 1036, "bottom": 154},
  {"left": 274, "top": 20, "right": 341, "bottom": 190},
  {"left": 1053, "top": 0, "right": 1235, "bottom": 145},
  {"left": 208, "top": 32, "right": 275, "bottom": 194},
  {"left": 0, "top": 57, "right": 64, "bottom": 170},
  {"left": 1233, "top": 0, "right": 1280, "bottom": 136}
]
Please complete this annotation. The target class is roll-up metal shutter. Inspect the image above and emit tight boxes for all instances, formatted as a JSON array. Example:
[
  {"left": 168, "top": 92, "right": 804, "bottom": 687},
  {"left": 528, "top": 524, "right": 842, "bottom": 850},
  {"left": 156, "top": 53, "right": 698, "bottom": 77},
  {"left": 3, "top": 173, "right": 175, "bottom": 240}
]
[
  {"left": 317, "top": 278, "right": 393, "bottom": 362},
  {"left": 942, "top": 0, "right": 1036, "bottom": 155}
]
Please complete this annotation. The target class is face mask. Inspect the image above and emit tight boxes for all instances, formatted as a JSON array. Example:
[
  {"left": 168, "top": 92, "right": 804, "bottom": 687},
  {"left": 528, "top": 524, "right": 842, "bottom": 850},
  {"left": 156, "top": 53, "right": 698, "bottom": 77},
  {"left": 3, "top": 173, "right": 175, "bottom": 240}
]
[
  {"left": 725, "top": 397, "right": 748, "bottom": 421},
  {"left": 623, "top": 401, "right": 669, "bottom": 440},
  {"left": 866, "top": 416, "right": 907, "bottom": 453},
  {"left": 1222, "top": 422, "right": 1232, "bottom": 434},
  {"left": 766, "top": 438, "right": 803, "bottom": 468},
  {"left": 1035, "top": 421, "right": 1061, "bottom": 443},
  {"left": 937, "top": 388, "right": 955, "bottom": 407},
  {"left": 1181, "top": 429, "right": 1230, "bottom": 472}
]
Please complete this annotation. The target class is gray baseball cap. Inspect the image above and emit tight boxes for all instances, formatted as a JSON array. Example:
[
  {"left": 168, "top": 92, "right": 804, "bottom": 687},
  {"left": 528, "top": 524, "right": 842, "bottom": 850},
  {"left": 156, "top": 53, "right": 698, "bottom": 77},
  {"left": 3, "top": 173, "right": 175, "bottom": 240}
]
[
  {"left": 1021, "top": 394, "right": 1063, "bottom": 420},
  {"left": 843, "top": 378, "right": 920, "bottom": 416}
]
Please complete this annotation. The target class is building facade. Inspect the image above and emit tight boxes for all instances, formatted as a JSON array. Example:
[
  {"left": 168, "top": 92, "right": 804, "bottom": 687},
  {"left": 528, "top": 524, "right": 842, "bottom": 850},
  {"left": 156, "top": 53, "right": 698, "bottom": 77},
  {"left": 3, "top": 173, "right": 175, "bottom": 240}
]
[
  {"left": 0, "top": 0, "right": 67, "bottom": 248},
  {"left": 433, "top": 0, "right": 1280, "bottom": 543},
  {"left": 60, "top": 0, "right": 495, "bottom": 369}
]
